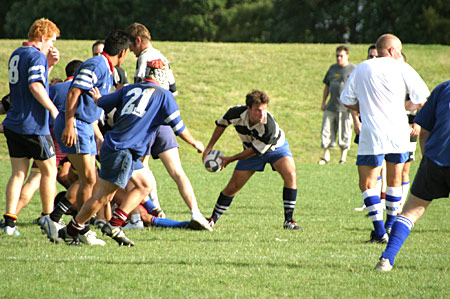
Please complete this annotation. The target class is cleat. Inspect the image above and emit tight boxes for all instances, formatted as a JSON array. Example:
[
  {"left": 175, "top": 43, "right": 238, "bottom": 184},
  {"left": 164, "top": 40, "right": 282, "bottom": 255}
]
[
  {"left": 284, "top": 220, "right": 302, "bottom": 230},
  {"left": 3, "top": 225, "right": 20, "bottom": 236},
  {"left": 79, "top": 230, "right": 106, "bottom": 246},
  {"left": 123, "top": 219, "right": 144, "bottom": 230},
  {"left": 40, "top": 215, "right": 63, "bottom": 242},
  {"left": 57, "top": 227, "right": 81, "bottom": 246},
  {"left": 188, "top": 216, "right": 213, "bottom": 231},
  {"left": 94, "top": 219, "right": 107, "bottom": 230},
  {"left": 206, "top": 217, "right": 215, "bottom": 228},
  {"left": 366, "top": 231, "right": 389, "bottom": 244},
  {"left": 101, "top": 222, "right": 134, "bottom": 246},
  {"left": 375, "top": 258, "right": 393, "bottom": 271},
  {"left": 151, "top": 208, "right": 166, "bottom": 218},
  {"left": 354, "top": 203, "right": 366, "bottom": 211}
]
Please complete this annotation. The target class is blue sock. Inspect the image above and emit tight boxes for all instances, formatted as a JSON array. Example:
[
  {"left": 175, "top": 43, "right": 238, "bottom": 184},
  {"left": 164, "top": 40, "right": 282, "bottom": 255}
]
[
  {"left": 283, "top": 187, "right": 297, "bottom": 221},
  {"left": 151, "top": 216, "right": 189, "bottom": 228},
  {"left": 385, "top": 186, "right": 402, "bottom": 228},
  {"left": 142, "top": 197, "right": 156, "bottom": 214},
  {"left": 381, "top": 215, "right": 413, "bottom": 266},
  {"left": 363, "top": 188, "right": 385, "bottom": 238}
]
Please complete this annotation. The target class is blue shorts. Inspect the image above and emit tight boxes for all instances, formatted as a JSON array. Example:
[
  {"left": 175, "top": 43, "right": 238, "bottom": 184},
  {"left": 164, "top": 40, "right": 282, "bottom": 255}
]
[
  {"left": 54, "top": 113, "right": 97, "bottom": 155},
  {"left": 99, "top": 146, "right": 144, "bottom": 189},
  {"left": 145, "top": 125, "right": 179, "bottom": 159},
  {"left": 235, "top": 141, "right": 293, "bottom": 172},
  {"left": 356, "top": 152, "right": 409, "bottom": 167}
]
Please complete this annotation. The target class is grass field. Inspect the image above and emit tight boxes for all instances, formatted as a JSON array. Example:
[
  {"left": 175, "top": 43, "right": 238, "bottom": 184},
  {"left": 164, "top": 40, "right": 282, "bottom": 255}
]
[{"left": 0, "top": 40, "right": 449, "bottom": 298}]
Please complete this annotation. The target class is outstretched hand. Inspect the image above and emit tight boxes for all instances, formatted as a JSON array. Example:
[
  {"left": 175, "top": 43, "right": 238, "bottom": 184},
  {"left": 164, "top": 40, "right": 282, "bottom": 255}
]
[{"left": 89, "top": 87, "right": 102, "bottom": 104}]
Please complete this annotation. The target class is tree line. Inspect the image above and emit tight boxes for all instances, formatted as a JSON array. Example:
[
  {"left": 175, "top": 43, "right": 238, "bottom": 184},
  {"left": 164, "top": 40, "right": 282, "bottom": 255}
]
[{"left": 1, "top": 0, "right": 448, "bottom": 44}]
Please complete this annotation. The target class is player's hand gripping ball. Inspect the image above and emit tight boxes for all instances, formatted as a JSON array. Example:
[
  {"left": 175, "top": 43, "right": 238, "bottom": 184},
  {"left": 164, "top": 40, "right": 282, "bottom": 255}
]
[{"left": 204, "top": 150, "right": 223, "bottom": 172}]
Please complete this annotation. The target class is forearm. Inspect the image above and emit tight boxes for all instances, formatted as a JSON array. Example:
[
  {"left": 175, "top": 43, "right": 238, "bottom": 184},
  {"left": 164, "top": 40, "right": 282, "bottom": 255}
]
[
  {"left": 65, "top": 88, "right": 82, "bottom": 127},
  {"left": 344, "top": 103, "right": 359, "bottom": 112},
  {"left": 419, "top": 127, "right": 429, "bottom": 155},
  {"left": 29, "top": 82, "right": 58, "bottom": 118},
  {"left": 228, "top": 147, "right": 255, "bottom": 163},
  {"left": 321, "top": 85, "right": 329, "bottom": 107},
  {"left": 205, "top": 126, "right": 226, "bottom": 151},
  {"left": 405, "top": 100, "right": 424, "bottom": 111}
]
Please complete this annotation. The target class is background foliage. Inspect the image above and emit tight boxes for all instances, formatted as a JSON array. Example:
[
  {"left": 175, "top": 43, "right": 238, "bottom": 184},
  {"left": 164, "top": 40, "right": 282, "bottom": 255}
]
[{"left": 1, "top": 0, "right": 449, "bottom": 44}]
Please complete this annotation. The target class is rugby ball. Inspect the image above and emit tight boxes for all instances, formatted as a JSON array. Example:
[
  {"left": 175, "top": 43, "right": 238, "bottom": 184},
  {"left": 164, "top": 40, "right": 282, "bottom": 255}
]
[{"left": 204, "top": 150, "right": 223, "bottom": 172}]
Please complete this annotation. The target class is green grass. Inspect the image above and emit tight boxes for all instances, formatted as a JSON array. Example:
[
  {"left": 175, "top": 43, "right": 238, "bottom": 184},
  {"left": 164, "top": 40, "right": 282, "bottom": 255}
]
[{"left": 0, "top": 40, "right": 449, "bottom": 298}]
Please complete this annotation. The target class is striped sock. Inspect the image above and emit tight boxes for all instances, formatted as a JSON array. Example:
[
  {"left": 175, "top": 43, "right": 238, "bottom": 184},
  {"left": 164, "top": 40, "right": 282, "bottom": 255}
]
[
  {"left": 385, "top": 186, "right": 402, "bottom": 228},
  {"left": 50, "top": 196, "right": 72, "bottom": 223},
  {"left": 381, "top": 215, "right": 413, "bottom": 266},
  {"left": 283, "top": 187, "right": 297, "bottom": 221},
  {"left": 151, "top": 216, "right": 189, "bottom": 228},
  {"left": 211, "top": 192, "right": 234, "bottom": 223},
  {"left": 363, "top": 188, "right": 385, "bottom": 238},
  {"left": 67, "top": 217, "right": 84, "bottom": 237},
  {"left": 109, "top": 207, "right": 128, "bottom": 227}
]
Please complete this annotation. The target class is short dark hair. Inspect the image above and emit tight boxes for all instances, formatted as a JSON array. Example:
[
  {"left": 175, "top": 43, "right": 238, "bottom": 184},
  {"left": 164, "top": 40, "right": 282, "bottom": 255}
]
[
  {"left": 367, "top": 44, "right": 376, "bottom": 53},
  {"left": 246, "top": 90, "right": 270, "bottom": 107},
  {"left": 92, "top": 40, "right": 104, "bottom": 52},
  {"left": 65, "top": 60, "right": 83, "bottom": 77},
  {"left": 103, "top": 30, "right": 131, "bottom": 56},
  {"left": 336, "top": 45, "right": 349, "bottom": 54}
]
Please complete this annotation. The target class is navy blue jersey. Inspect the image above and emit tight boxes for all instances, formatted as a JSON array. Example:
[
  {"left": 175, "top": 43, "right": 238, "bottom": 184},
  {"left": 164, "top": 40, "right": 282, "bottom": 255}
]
[
  {"left": 98, "top": 81, "right": 185, "bottom": 158},
  {"left": 4, "top": 45, "right": 50, "bottom": 135},
  {"left": 49, "top": 80, "right": 71, "bottom": 127},
  {"left": 414, "top": 80, "right": 450, "bottom": 167},
  {"left": 68, "top": 55, "right": 113, "bottom": 123}
]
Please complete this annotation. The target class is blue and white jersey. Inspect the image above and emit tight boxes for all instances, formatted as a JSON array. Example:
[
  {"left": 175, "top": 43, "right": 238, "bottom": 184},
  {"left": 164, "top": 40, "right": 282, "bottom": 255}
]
[
  {"left": 4, "top": 44, "right": 50, "bottom": 135},
  {"left": 414, "top": 80, "right": 450, "bottom": 167},
  {"left": 97, "top": 81, "right": 185, "bottom": 158},
  {"left": 49, "top": 80, "right": 72, "bottom": 127},
  {"left": 67, "top": 55, "right": 113, "bottom": 123}
]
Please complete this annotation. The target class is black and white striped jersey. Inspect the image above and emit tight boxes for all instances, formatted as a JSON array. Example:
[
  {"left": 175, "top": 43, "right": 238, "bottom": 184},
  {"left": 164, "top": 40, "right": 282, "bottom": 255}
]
[{"left": 215, "top": 105, "right": 286, "bottom": 155}]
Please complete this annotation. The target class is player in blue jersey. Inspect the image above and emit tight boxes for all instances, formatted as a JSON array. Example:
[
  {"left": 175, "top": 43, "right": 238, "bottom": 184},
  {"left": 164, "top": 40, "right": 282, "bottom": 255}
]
[
  {"left": 57, "top": 61, "right": 205, "bottom": 246},
  {"left": 376, "top": 80, "right": 450, "bottom": 271},
  {"left": 51, "top": 30, "right": 131, "bottom": 245},
  {"left": 2, "top": 18, "right": 60, "bottom": 236}
]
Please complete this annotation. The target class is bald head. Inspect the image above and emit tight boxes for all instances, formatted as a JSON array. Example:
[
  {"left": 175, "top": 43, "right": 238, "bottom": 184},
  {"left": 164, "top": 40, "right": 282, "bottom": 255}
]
[{"left": 376, "top": 34, "right": 403, "bottom": 59}]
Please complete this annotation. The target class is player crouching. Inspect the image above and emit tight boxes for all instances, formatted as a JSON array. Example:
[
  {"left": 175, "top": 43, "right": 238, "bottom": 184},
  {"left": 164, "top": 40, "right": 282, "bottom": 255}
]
[{"left": 203, "top": 90, "right": 302, "bottom": 230}]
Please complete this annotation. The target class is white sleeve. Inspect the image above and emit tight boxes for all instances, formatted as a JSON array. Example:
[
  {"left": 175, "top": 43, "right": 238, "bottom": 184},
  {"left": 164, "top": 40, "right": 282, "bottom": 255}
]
[
  {"left": 403, "top": 64, "right": 430, "bottom": 104},
  {"left": 134, "top": 56, "right": 147, "bottom": 83},
  {"left": 340, "top": 70, "right": 358, "bottom": 106}
]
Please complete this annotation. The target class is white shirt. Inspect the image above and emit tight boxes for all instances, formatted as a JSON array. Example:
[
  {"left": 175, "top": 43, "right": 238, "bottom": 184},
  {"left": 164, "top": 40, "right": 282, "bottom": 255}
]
[
  {"left": 134, "top": 47, "right": 176, "bottom": 93},
  {"left": 341, "top": 57, "right": 430, "bottom": 155}
]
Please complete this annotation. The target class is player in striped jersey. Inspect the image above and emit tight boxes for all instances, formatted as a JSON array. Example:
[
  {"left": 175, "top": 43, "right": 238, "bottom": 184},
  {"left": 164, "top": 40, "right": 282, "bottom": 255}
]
[{"left": 203, "top": 90, "right": 302, "bottom": 230}]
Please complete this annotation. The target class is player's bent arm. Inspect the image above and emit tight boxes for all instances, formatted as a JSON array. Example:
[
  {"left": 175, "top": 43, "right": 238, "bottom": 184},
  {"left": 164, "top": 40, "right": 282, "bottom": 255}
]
[
  {"left": 29, "top": 82, "right": 59, "bottom": 119},
  {"left": 344, "top": 102, "right": 359, "bottom": 112},
  {"left": 405, "top": 100, "right": 424, "bottom": 111},
  {"left": 419, "top": 127, "right": 430, "bottom": 155},
  {"left": 203, "top": 125, "right": 226, "bottom": 160},
  {"left": 62, "top": 87, "right": 83, "bottom": 147},
  {"left": 178, "top": 128, "right": 204, "bottom": 153},
  {"left": 350, "top": 110, "right": 361, "bottom": 134}
]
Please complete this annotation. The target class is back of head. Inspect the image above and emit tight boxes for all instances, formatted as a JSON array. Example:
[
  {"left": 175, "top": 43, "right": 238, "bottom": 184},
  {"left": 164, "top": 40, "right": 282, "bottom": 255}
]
[
  {"left": 246, "top": 90, "right": 270, "bottom": 107},
  {"left": 145, "top": 60, "right": 169, "bottom": 89},
  {"left": 376, "top": 34, "right": 402, "bottom": 57},
  {"left": 65, "top": 60, "right": 83, "bottom": 77},
  {"left": 126, "top": 22, "right": 151, "bottom": 43},
  {"left": 28, "top": 18, "right": 60, "bottom": 41},
  {"left": 103, "top": 30, "right": 131, "bottom": 56}
]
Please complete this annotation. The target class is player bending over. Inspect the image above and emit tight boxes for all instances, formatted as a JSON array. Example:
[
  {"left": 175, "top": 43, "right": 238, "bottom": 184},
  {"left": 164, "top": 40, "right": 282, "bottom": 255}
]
[{"left": 203, "top": 90, "right": 301, "bottom": 230}]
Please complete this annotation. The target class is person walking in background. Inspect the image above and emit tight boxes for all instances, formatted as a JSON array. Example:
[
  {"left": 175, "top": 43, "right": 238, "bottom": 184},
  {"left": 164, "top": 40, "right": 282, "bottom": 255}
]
[
  {"left": 318, "top": 45, "right": 355, "bottom": 165},
  {"left": 2, "top": 18, "right": 60, "bottom": 236},
  {"left": 341, "top": 34, "right": 430, "bottom": 243}
]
